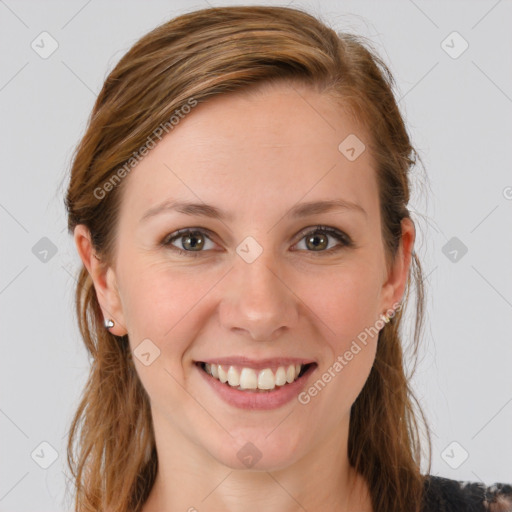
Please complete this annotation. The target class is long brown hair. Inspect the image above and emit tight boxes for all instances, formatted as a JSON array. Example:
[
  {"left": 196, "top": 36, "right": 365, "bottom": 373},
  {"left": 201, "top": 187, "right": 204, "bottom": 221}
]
[{"left": 65, "top": 5, "right": 431, "bottom": 512}]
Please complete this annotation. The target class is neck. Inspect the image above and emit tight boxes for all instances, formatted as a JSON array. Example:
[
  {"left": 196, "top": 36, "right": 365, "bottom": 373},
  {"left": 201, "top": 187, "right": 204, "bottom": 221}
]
[{"left": 141, "top": 409, "right": 372, "bottom": 512}]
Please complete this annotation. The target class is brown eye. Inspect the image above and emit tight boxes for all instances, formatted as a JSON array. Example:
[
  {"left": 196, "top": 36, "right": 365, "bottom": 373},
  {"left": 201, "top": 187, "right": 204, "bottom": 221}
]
[
  {"left": 294, "top": 226, "right": 352, "bottom": 254},
  {"left": 163, "top": 229, "right": 214, "bottom": 256},
  {"left": 162, "top": 225, "right": 352, "bottom": 258},
  {"left": 305, "top": 231, "right": 329, "bottom": 251},
  {"left": 178, "top": 231, "right": 205, "bottom": 251}
]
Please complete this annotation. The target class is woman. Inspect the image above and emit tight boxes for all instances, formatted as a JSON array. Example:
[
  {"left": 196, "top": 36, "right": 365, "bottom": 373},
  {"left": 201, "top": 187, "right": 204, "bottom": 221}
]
[{"left": 65, "top": 5, "right": 512, "bottom": 512}]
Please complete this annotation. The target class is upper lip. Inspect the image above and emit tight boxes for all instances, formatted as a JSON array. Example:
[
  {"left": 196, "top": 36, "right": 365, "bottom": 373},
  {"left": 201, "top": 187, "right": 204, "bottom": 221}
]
[{"left": 197, "top": 357, "right": 316, "bottom": 371}]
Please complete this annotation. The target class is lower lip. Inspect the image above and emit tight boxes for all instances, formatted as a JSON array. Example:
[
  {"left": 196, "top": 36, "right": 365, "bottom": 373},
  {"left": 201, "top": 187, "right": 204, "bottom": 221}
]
[{"left": 196, "top": 363, "right": 316, "bottom": 410}]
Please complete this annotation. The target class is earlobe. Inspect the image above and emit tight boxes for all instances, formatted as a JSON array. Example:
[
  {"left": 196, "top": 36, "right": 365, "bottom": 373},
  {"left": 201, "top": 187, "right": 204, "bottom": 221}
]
[{"left": 73, "top": 224, "right": 128, "bottom": 336}]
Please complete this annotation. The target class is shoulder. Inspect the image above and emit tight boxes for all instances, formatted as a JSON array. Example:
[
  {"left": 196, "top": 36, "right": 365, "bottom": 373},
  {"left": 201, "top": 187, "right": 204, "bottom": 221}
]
[{"left": 422, "top": 474, "right": 512, "bottom": 512}]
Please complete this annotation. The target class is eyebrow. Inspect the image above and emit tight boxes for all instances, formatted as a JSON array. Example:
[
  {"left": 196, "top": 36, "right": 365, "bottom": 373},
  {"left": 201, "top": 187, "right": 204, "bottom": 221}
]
[{"left": 140, "top": 198, "right": 367, "bottom": 223}]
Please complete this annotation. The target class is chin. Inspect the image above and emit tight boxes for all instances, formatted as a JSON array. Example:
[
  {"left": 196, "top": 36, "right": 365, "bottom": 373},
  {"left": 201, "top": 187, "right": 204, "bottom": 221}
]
[{"left": 204, "top": 428, "right": 304, "bottom": 472}]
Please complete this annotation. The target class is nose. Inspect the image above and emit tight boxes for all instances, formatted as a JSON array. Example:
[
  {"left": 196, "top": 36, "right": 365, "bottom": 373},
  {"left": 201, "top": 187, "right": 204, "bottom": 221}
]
[{"left": 218, "top": 251, "right": 299, "bottom": 342}]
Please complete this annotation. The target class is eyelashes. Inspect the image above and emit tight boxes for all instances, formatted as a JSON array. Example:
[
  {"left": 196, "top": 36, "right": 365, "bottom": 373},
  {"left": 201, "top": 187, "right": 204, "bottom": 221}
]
[
  {"left": 291, "top": 225, "right": 354, "bottom": 254},
  {"left": 161, "top": 225, "right": 354, "bottom": 258}
]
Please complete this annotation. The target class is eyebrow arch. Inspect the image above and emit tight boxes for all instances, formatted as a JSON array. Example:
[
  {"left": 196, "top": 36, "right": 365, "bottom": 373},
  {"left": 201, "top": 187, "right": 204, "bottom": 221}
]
[{"left": 139, "top": 198, "right": 367, "bottom": 223}]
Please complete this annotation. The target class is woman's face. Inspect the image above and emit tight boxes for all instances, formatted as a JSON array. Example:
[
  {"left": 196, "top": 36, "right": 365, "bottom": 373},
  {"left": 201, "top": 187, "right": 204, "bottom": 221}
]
[{"left": 81, "top": 82, "right": 413, "bottom": 471}]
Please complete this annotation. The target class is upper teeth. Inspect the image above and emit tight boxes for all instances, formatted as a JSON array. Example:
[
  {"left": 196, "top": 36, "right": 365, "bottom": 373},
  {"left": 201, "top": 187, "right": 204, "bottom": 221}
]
[{"left": 204, "top": 363, "right": 304, "bottom": 391}]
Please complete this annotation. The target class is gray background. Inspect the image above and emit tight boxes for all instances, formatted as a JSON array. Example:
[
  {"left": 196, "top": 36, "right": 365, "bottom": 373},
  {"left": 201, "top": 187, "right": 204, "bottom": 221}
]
[{"left": 1, "top": 0, "right": 511, "bottom": 510}]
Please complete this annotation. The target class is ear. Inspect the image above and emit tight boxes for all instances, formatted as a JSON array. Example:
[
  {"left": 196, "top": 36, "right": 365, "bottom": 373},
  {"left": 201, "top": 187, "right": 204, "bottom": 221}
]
[
  {"left": 379, "top": 217, "right": 415, "bottom": 313},
  {"left": 73, "top": 224, "right": 127, "bottom": 336}
]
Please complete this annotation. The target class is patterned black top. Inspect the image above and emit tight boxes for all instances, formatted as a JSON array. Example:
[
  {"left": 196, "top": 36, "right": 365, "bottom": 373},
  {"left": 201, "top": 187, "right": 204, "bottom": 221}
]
[{"left": 422, "top": 475, "right": 512, "bottom": 512}]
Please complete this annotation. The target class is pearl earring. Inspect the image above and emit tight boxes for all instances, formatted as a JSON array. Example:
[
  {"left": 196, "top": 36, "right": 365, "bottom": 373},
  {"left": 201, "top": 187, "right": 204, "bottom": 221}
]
[
  {"left": 380, "top": 313, "right": 390, "bottom": 324},
  {"left": 104, "top": 318, "right": 115, "bottom": 329}
]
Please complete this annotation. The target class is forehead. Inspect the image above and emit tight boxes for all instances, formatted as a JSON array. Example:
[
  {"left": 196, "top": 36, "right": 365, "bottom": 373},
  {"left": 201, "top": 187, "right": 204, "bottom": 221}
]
[{"left": 119, "top": 82, "right": 379, "bottom": 224}]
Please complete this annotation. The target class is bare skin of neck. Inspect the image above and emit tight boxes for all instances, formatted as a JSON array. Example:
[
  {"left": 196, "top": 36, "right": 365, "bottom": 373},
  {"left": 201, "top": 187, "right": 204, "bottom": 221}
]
[{"left": 141, "top": 462, "right": 373, "bottom": 512}]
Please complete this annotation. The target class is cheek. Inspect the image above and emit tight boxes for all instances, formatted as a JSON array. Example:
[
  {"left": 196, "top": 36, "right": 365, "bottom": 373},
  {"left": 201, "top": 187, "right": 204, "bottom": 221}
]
[
  {"left": 297, "top": 267, "right": 381, "bottom": 414},
  {"left": 300, "top": 261, "right": 383, "bottom": 347},
  {"left": 119, "top": 260, "right": 220, "bottom": 354},
  {"left": 118, "top": 264, "right": 218, "bottom": 412},
  {"left": 306, "top": 339, "right": 377, "bottom": 422}
]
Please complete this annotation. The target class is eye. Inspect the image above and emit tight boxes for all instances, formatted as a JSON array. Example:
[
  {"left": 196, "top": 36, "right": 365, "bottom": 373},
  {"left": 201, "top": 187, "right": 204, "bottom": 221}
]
[
  {"left": 293, "top": 225, "right": 353, "bottom": 254},
  {"left": 162, "top": 225, "right": 353, "bottom": 257},
  {"left": 162, "top": 228, "right": 216, "bottom": 257}
]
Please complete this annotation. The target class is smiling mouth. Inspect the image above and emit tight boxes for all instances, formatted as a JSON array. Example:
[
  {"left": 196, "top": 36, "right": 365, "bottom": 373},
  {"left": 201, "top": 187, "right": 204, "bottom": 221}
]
[{"left": 197, "top": 361, "right": 316, "bottom": 392}]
